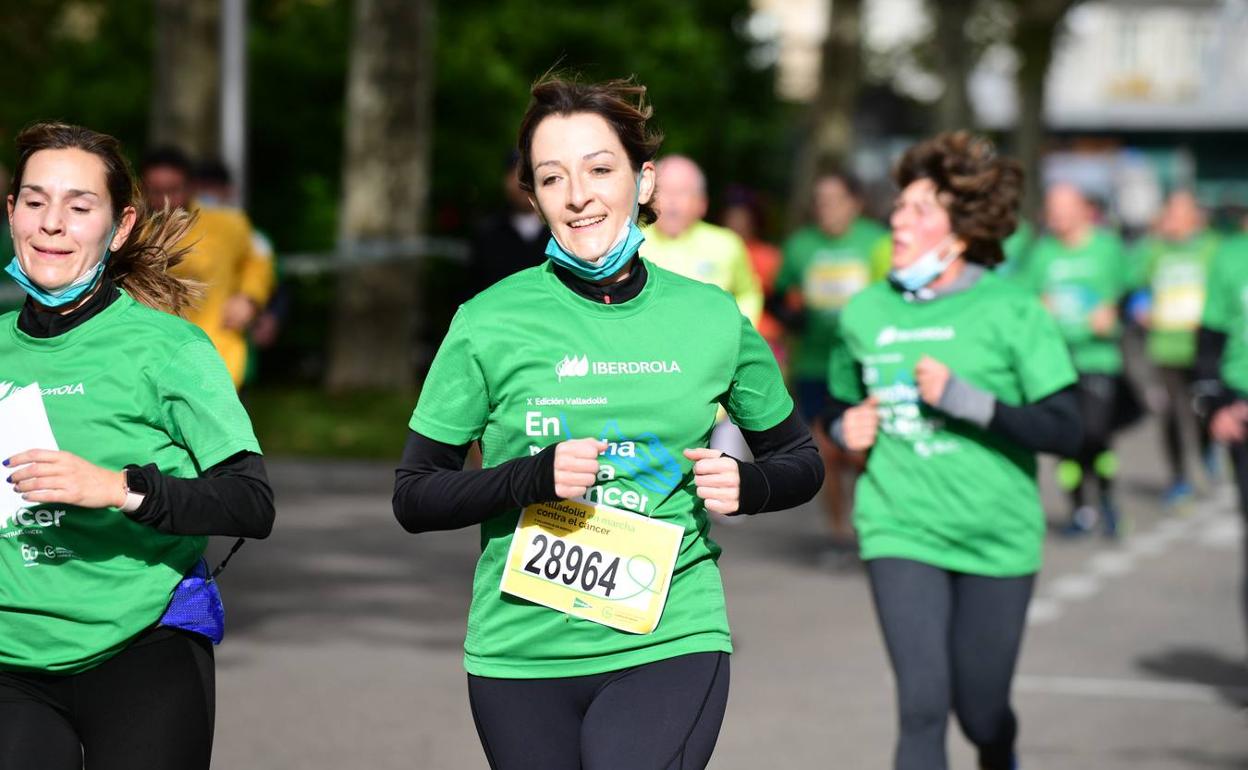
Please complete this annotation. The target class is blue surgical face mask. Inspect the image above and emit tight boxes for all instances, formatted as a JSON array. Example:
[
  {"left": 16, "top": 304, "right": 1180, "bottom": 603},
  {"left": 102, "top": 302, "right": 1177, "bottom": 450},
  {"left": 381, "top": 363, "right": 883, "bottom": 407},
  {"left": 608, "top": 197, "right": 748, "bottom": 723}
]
[
  {"left": 889, "top": 236, "right": 959, "bottom": 292},
  {"left": 542, "top": 173, "right": 647, "bottom": 282},
  {"left": 4, "top": 224, "right": 117, "bottom": 308}
]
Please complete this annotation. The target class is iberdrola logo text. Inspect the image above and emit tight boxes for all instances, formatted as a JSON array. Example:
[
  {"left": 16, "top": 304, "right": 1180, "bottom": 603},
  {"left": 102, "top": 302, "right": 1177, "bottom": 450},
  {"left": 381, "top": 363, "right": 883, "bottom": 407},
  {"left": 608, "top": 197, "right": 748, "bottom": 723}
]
[{"left": 556, "top": 354, "right": 681, "bottom": 382}]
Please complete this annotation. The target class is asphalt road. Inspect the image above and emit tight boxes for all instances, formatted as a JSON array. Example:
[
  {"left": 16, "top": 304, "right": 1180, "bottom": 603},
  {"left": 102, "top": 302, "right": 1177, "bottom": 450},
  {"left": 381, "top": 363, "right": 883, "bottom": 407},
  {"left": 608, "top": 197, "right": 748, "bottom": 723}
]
[{"left": 208, "top": 417, "right": 1247, "bottom": 769}]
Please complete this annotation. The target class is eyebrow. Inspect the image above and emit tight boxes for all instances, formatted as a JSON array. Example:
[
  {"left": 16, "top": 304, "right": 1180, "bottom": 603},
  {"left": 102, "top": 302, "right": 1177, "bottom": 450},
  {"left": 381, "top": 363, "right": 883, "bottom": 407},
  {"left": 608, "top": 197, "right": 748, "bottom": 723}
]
[
  {"left": 20, "top": 184, "right": 100, "bottom": 199},
  {"left": 534, "top": 149, "right": 617, "bottom": 170}
]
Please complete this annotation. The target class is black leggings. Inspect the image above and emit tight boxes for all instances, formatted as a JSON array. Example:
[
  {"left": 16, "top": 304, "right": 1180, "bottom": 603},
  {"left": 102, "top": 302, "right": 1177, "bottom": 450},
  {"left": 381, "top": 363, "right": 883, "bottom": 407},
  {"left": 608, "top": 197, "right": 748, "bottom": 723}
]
[
  {"left": 1231, "top": 438, "right": 1248, "bottom": 648},
  {"left": 867, "top": 558, "right": 1034, "bottom": 770},
  {"left": 1159, "top": 365, "right": 1212, "bottom": 485},
  {"left": 467, "top": 651, "right": 729, "bottom": 770},
  {"left": 0, "top": 628, "right": 214, "bottom": 770}
]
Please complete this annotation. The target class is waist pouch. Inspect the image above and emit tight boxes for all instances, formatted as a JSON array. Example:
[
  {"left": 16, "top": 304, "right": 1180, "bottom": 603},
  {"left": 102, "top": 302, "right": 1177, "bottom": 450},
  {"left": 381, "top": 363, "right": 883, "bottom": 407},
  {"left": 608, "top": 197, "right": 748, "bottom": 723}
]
[{"left": 158, "top": 538, "right": 244, "bottom": 645}]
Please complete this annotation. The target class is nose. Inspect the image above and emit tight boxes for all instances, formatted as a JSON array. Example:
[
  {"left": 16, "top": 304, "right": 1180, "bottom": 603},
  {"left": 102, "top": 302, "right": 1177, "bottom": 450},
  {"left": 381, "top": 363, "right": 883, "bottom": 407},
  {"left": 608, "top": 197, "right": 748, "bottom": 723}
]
[
  {"left": 39, "top": 203, "right": 65, "bottom": 236},
  {"left": 566, "top": 172, "right": 592, "bottom": 212}
]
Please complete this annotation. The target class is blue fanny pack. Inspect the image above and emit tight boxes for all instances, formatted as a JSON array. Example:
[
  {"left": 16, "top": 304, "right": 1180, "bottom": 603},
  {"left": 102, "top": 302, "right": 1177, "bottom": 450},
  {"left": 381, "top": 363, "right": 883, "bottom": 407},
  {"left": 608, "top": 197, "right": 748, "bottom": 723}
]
[{"left": 158, "top": 538, "right": 244, "bottom": 645}]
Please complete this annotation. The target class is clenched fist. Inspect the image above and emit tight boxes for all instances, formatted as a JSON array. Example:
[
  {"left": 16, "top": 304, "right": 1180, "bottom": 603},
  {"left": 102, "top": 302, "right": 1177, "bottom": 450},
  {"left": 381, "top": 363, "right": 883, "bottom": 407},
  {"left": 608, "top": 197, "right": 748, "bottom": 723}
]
[
  {"left": 915, "top": 355, "right": 952, "bottom": 406},
  {"left": 552, "top": 438, "right": 607, "bottom": 499},
  {"left": 683, "top": 447, "right": 741, "bottom": 515},
  {"left": 842, "top": 396, "right": 880, "bottom": 452}
]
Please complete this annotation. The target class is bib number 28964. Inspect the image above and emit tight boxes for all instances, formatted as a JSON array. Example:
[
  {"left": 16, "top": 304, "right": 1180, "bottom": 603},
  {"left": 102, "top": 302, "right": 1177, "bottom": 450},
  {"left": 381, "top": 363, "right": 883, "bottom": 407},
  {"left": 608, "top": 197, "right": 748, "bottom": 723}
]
[
  {"left": 522, "top": 534, "right": 620, "bottom": 598},
  {"left": 501, "top": 498, "right": 683, "bottom": 634}
]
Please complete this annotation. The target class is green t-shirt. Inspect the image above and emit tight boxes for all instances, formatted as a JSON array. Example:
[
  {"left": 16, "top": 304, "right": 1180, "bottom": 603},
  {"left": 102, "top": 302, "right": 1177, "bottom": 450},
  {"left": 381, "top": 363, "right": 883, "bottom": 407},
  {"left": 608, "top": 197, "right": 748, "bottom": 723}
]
[
  {"left": 1202, "top": 235, "right": 1248, "bottom": 394},
  {"left": 1136, "top": 231, "right": 1221, "bottom": 367},
  {"left": 777, "top": 218, "right": 888, "bottom": 380},
  {"left": 1021, "top": 228, "right": 1128, "bottom": 374},
  {"left": 829, "top": 272, "right": 1077, "bottom": 577},
  {"left": 0, "top": 292, "right": 261, "bottom": 674},
  {"left": 410, "top": 260, "right": 793, "bottom": 678}
]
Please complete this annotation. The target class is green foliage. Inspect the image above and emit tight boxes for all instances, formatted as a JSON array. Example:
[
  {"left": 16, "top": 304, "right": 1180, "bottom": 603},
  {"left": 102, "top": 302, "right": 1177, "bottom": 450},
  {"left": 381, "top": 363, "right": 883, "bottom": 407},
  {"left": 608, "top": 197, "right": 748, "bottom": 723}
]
[
  {"left": 434, "top": 0, "right": 793, "bottom": 225},
  {"left": 246, "top": 385, "right": 415, "bottom": 458},
  {"left": 0, "top": 0, "right": 153, "bottom": 170},
  {"left": 248, "top": 0, "right": 351, "bottom": 251},
  {"left": 0, "top": 0, "right": 786, "bottom": 249}
]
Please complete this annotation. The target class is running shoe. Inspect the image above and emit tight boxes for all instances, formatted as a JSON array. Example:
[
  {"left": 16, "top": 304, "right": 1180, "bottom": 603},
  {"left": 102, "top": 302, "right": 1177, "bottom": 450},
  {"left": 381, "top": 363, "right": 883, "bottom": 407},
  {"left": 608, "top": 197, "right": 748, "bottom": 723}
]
[
  {"left": 1162, "top": 480, "right": 1194, "bottom": 509},
  {"left": 1060, "top": 505, "right": 1097, "bottom": 537}
]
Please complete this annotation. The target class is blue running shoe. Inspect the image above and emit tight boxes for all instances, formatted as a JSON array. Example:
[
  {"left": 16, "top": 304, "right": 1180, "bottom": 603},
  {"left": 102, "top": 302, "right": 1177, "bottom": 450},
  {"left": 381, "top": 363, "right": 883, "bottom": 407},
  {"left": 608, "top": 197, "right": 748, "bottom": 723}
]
[
  {"left": 1162, "top": 480, "right": 1194, "bottom": 508},
  {"left": 1060, "top": 505, "right": 1097, "bottom": 537}
]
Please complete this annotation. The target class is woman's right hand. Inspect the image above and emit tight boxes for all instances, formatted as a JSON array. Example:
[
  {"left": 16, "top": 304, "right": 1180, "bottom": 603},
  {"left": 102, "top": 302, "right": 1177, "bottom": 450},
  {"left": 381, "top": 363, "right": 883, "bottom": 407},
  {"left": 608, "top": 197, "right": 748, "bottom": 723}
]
[
  {"left": 552, "top": 438, "right": 607, "bottom": 499},
  {"left": 842, "top": 396, "right": 880, "bottom": 452}
]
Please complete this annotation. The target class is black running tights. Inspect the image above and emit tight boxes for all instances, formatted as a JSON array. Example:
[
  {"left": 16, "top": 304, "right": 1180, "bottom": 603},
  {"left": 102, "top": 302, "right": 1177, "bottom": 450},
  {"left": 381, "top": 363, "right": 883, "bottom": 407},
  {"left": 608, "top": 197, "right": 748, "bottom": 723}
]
[
  {"left": 0, "top": 628, "right": 214, "bottom": 770},
  {"left": 867, "top": 558, "right": 1034, "bottom": 770},
  {"left": 467, "top": 651, "right": 729, "bottom": 770}
]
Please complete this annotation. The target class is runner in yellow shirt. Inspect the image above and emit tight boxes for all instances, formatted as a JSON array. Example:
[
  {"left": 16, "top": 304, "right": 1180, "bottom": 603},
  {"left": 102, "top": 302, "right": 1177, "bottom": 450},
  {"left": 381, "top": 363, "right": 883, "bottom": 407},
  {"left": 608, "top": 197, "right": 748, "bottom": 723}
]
[
  {"left": 140, "top": 148, "right": 274, "bottom": 388},
  {"left": 642, "top": 155, "right": 762, "bottom": 325}
]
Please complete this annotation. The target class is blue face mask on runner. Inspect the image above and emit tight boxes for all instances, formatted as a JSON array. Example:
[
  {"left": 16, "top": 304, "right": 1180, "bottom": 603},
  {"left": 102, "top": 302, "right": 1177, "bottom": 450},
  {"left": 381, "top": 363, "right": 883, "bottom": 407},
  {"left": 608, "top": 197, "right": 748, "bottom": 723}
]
[
  {"left": 543, "top": 173, "right": 647, "bottom": 282},
  {"left": 4, "top": 224, "right": 117, "bottom": 308},
  {"left": 888, "top": 236, "right": 958, "bottom": 292}
]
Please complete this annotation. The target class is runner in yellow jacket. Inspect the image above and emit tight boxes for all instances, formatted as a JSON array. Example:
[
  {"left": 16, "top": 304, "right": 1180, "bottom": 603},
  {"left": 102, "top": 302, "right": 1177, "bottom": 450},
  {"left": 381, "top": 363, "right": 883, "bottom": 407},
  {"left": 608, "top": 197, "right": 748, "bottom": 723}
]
[{"left": 141, "top": 148, "right": 274, "bottom": 388}]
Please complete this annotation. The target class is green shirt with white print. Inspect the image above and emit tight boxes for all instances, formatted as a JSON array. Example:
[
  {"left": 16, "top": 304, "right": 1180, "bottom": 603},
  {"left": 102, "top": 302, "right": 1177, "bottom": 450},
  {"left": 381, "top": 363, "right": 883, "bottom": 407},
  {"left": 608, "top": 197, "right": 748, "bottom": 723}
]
[
  {"left": 410, "top": 258, "right": 793, "bottom": 678},
  {"left": 0, "top": 291, "right": 261, "bottom": 674},
  {"left": 829, "top": 271, "right": 1076, "bottom": 577}
]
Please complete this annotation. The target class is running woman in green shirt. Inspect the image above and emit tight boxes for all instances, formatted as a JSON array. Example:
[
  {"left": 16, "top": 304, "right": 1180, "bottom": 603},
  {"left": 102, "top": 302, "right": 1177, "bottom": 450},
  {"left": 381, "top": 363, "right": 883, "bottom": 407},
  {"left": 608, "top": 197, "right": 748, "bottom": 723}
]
[
  {"left": 0, "top": 123, "right": 274, "bottom": 770},
  {"left": 825, "top": 133, "right": 1080, "bottom": 770},
  {"left": 1022, "top": 183, "right": 1131, "bottom": 536},
  {"left": 772, "top": 171, "right": 887, "bottom": 552},
  {"left": 1194, "top": 234, "right": 1248, "bottom": 652},
  {"left": 392, "top": 76, "right": 822, "bottom": 770},
  {"left": 1131, "top": 190, "right": 1222, "bottom": 505}
]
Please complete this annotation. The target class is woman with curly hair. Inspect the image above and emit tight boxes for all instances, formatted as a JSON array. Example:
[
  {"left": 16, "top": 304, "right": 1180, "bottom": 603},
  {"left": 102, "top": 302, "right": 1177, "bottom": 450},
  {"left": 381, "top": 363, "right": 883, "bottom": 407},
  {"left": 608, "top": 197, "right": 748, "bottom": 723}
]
[
  {"left": 824, "top": 132, "right": 1082, "bottom": 770},
  {"left": 1, "top": 122, "right": 273, "bottom": 769}
]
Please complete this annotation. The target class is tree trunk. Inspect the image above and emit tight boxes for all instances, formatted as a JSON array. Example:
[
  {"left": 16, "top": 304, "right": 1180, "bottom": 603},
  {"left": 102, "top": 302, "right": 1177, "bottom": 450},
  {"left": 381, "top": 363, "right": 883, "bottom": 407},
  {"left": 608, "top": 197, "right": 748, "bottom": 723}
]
[
  {"left": 933, "top": 0, "right": 976, "bottom": 132},
  {"left": 150, "top": 0, "right": 220, "bottom": 157},
  {"left": 325, "top": 0, "right": 434, "bottom": 392},
  {"left": 1011, "top": 0, "right": 1077, "bottom": 224},
  {"left": 787, "top": 0, "right": 863, "bottom": 229}
]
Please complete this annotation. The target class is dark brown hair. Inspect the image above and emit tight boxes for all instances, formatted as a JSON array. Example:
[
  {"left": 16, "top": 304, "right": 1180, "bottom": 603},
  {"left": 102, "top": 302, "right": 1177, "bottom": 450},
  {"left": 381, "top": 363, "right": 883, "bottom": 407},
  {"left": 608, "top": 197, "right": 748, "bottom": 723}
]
[
  {"left": 9, "top": 122, "right": 200, "bottom": 314},
  {"left": 516, "top": 75, "right": 664, "bottom": 225},
  {"left": 893, "top": 131, "right": 1023, "bottom": 267}
]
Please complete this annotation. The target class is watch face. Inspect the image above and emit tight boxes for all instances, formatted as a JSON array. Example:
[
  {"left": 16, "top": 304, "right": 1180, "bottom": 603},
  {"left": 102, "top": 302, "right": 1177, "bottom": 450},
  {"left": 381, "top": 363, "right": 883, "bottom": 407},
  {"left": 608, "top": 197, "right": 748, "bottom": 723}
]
[{"left": 126, "top": 467, "right": 150, "bottom": 495}]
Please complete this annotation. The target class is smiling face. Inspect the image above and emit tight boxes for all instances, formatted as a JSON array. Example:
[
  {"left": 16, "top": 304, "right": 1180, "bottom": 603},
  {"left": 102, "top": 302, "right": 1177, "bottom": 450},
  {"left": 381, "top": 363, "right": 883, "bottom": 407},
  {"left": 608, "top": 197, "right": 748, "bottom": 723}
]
[
  {"left": 528, "top": 112, "right": 656, "bottom": 262},
  {"left": 889, "top": 178, "right": 960, "bottom": 269},
  {"left": 7, "top": 148, "right": 134, "bottom": 295}
]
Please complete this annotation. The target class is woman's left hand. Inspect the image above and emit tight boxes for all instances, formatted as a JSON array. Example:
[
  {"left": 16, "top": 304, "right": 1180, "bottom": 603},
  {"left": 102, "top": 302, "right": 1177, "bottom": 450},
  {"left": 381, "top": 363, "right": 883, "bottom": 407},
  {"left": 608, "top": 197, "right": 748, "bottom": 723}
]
[
  {"left": 684, "top": 447, "right": 740, "bottom": 515},
  {"left": 5, "top": 450, "right": 127, "bottom": 509},
  {"left": 915, "top": 355, "right": 952, "bottom": 406}
]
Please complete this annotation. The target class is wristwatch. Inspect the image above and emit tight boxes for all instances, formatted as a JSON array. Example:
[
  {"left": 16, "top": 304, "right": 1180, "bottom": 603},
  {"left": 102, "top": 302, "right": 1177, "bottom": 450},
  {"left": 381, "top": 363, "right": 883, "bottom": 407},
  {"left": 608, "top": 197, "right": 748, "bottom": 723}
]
[{"left": 121, "top": 465, "right": 149, "bottom": 512}]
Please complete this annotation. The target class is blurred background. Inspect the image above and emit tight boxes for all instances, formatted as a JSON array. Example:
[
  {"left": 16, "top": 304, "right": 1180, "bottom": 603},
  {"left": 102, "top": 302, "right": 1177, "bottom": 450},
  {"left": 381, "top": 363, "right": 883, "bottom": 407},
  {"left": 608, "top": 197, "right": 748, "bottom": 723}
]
[
  {"left": 2, "top": 3, "right": 1246, "bottom": 767},
  {"left": 4, "top": 0, "right": 1246, "bottom": 458}
]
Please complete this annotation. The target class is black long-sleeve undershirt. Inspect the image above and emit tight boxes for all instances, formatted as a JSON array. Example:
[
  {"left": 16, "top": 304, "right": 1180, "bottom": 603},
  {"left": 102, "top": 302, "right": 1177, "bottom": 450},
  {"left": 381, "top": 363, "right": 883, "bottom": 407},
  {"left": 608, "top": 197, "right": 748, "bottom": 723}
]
[
  {"left": 124, "top": 452, "right": 275, "bottom": 539},
  {"left": 1194, "top": 325, "right": 1235, "bottom": 417},
  {"left": 393, "top": 406, "right": 823, "bottom": 533},
  {"left": 821, "top": 385, "right": 1082, "bottom": 457}
]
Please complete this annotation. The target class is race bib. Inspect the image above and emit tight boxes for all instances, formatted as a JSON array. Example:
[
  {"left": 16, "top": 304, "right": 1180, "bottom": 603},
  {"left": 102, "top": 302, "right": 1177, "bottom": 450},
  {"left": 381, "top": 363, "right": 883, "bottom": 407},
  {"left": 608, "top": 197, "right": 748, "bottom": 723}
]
[
  {"left": 1153, "top": 284, "right": 1205, "bottom": 331},
  {"left": 500, "top": 498, "right": 683, "bottom": 634},
  {"left": 803, "top": 260, "right": 869, "bottom": 312},
  {"left": 1152, "top": 261, "right": 1206, "bottom": 331}
]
